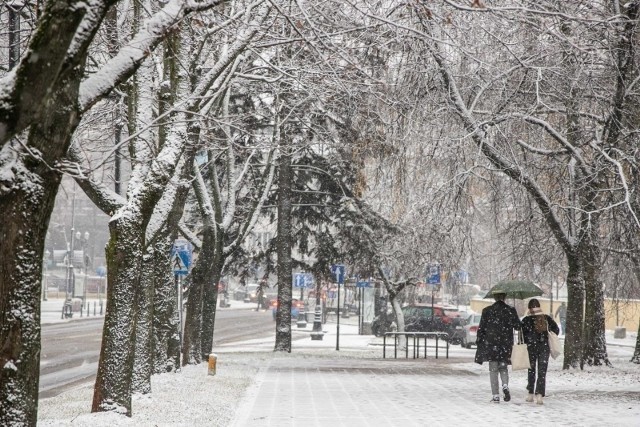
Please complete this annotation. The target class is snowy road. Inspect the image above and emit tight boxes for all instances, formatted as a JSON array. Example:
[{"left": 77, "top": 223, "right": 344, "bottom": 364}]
[{"left": 38, "top": 304, "right": 278, "bottom": 398}]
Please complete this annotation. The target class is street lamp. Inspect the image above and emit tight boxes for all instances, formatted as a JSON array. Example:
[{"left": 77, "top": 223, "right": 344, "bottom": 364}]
[
  {"left": 76, "top": 231, "right": 90, "bottom": 310},
  {"left": 42, "top": 250, "right": 50, "bottom": 301}
]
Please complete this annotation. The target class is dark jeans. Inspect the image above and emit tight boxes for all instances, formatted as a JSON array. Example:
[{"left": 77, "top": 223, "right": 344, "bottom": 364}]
[{"left": 527, "top": 346, "right": 550, "bottom": 396}]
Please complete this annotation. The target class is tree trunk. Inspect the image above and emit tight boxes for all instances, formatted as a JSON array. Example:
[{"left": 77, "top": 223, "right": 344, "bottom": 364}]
[
  {"left": 92, "top": 216, "right": 144, "bottom": 415},
  {"left": 580, "top": 234, "right": 610, "bottom": 367},
  {"left": 275, "top": 143, "right": 293, "bottom": 352},
  {"left": 563, "top": 259, "right": 584, "bottom": 369},
  {"left": 182, "top": 230, "right": 215, "bottom": 365},
  {"left": 132, "top": 249, "right": 156, "bottom": 394},
  {"left": 389, "top": 294, "right": 406, "bottom": 351},
  {"left": 152, "top": 234, "right": 180, "bottom": 373},
  {"left": 0, "top": 159, "right": 59, "bottom": 426},
  {"left": 632, "top": 320, "right": 640, "bottom": 364},
  {"left": 1, "top": 68, "right": 81, "bottom": 424},
  {"left": 200, "top": 245, "right": 224, "bottom": 359}
]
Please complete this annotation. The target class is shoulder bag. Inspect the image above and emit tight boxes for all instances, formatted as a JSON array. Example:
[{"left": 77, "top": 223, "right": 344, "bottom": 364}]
[
  {"left": 548, "top": 322, "right": 562, "bottom": 359},
  {"left": 511, "top": 328, "right": 530, "bottom": 370}
]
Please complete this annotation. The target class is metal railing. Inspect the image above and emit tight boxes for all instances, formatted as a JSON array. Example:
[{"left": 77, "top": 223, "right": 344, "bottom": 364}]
[{"left": 382, "top": 332, "right": 450, "bottom": 359}]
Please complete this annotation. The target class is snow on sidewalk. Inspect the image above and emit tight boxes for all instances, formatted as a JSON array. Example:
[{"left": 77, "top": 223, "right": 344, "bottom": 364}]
[{"left": 37, "top": 321, "right": 640, "bottom": 427}]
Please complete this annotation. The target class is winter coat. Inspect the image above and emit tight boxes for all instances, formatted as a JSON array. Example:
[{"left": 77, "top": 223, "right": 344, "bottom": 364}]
[
  {"left": 522, "top": 314, "right": 560, "bottom": 355},
  {"left": 474, "top": 300, "right": 522, "bottom": 364}
]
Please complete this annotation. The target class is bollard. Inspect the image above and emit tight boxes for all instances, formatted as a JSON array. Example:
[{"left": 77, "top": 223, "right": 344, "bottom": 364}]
[
  {"left": 94, "top": 301, "right": 96, "bottom": 316},
  {"left": 208, "top": 353, "right": 217, "bottom": 376}
]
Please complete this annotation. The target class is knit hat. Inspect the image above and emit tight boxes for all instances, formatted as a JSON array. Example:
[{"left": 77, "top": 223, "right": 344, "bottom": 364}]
[{"left": 529, "top": 306, "right": 543, "bottom": 315}]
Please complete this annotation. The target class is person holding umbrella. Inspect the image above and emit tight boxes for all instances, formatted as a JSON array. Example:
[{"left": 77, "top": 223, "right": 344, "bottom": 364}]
[
  {"left": 475, "top": 290, "right": 522, "bottom": 403},
  {"left": 475, "top": 292, "right": 522, "bottom": 403}
]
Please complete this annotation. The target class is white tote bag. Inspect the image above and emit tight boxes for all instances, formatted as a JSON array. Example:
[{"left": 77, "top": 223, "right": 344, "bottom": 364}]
[
  {"left": 511, "top": 329, "right": 530, "bottom": 371},
  {"left": 548, "top": 327, "right": 562, "bottom": 359}
]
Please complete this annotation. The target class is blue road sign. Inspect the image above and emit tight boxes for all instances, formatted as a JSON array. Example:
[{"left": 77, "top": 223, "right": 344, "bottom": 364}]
[
  {"left": 171, "top": 239, "right": 192, "bottom": 276},
  {"left": 96, "top": 266, "right": 107, "bottom": 277},
  {"left": 294, "top": 273, "right": 314, "bottom": 288},
  {"left": 426, "top": 264, "right": 441, "bottom": 285},
  {"left": 330, "top": 264, "right": 346, "bottom": 284},
  {"left": 356, "top": 281, "right": 371, "bottom": 288},
  {"left": 303, "top": 273, "right": 313, "bottom": 287}
]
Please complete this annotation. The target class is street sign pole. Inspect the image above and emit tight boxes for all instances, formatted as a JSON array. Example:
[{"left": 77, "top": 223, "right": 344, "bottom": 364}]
[
  {"left": 176, "top": 274, "right": 182, "bottom": 364},
  {"left": 426, "top": 263, "right": 441, "bottom": 320},
  {"left": 331, "top": 264, "right": 346, "bottom": 351},
  {"left": 171, "top": 239, "right": 192, "bottom": 365},
  {"left": 336, "top": 280, "right": 340, "bottom": 351}
]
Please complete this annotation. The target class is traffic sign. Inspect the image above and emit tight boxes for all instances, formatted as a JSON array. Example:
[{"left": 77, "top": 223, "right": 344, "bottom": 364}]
[
  {"left": 330, "top": 264, "right": 346, "bottom": 284},
  {"left": 171, "top": 239, "right": 192, "bottom": 276},
  {"left": 293, "top": 273, "right": 314, "bottom": 288},
  {"left": 96, "top": 266, "right": 107, "bottom": 277},
  {"left": 426, "top": 264, "right": 441, "bottom": 285},
  {"left": 356, "top": 281, "right": 371, "bottom": 288}
]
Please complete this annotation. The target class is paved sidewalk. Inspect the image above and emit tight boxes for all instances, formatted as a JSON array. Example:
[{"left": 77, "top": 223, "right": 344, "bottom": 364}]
[{"left": 227, "top": 324, "right": 640, "bottom": 427}]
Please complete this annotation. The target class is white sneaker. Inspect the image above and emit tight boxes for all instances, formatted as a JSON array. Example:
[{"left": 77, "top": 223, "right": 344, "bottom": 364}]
[
  {"left": 536, "top": 394, "right": 543, "bottom": 405},
  {"left": 525, "top": 393, "right": 534, "bottom": 402}
]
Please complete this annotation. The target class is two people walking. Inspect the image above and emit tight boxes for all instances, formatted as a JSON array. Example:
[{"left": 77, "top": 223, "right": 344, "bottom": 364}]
[{"left": 475, "top": 293, "right": 560, "bottom": 405}]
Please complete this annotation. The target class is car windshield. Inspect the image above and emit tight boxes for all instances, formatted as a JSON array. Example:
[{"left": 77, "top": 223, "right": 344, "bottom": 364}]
[{"left": 403, "top": 306, "right": 433, "bottom": 317}]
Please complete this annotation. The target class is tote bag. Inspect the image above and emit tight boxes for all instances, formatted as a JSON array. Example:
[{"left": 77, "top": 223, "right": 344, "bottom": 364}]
[
  {"left": 511, "top": 329, "right": 530, "bottom": 371},
  {"left": 548, "top": 327, "right": 562, "bottom": 359}
]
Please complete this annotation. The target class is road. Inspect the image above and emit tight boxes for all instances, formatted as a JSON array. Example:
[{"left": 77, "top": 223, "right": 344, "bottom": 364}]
[{"left": 39, "top": 306, "right": 275, "bottom": 398}]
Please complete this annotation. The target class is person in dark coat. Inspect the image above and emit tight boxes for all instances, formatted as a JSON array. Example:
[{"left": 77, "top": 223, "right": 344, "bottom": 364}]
[
  {"left": 522, "top": 298, "right": 560, "bottom": 405},
  {"left": 475, "top": 292, "right": 522, "bottom": 403}
]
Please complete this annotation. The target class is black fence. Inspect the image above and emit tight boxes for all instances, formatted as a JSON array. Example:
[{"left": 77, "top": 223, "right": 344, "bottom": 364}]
[{"left": 382, "top": 332, "right": 450, "bottom": 359}]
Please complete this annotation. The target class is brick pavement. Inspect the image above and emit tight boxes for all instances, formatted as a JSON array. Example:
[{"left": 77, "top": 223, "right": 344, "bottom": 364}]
[
  {"left": 229, "top": 348, "right": 640, "bottom": 427},
  {"left": 231, "top": 354, "right": 523, "bottom": 427}
]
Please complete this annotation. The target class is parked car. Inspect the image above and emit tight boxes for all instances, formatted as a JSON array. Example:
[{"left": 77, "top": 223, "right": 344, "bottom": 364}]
[
  {"left": 402, "top": 304, "right": 463, "bottom": 343},
  {"left": 232, "top": 285, "right": 249, "bottom": 301},
  {"left": 460, "top": 313, "right": 482, "bottom": 349},
  {"left": 443, "top": 307, "right": 468, "bottom": 345},
  {"left": 271, "top": 298, "right": 304, "bottom": 320},
  {"left": 243, "top": 284, "right": 260, "bottom": 303}
]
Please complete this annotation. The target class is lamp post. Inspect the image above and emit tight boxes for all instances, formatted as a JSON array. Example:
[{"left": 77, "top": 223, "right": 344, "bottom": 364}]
[
  {"left": 76, "top": 231, "right": 90, "bottom": 310},
  {"left": 42, "top": 250, "right": 50, "bottom": 301}
]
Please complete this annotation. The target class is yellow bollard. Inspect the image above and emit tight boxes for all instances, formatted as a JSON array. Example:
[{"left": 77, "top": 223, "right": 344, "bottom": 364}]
[{"left": 208, "top": 353, "right": 217, "bottom": 376}]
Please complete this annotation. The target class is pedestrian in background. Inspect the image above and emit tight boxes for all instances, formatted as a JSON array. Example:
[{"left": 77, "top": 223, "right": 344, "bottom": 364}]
[
  {"left": 522, "top": 298, "right": 560, "bottom": 405},
  {"left": 555, "top": 302, "right": 567, "bottom": 335},
  {"left": 475, "top": 292, "right": 522, "bottom": 403},
  {"left": 256, "top": 283, "right": 265, "bottom": 311}
]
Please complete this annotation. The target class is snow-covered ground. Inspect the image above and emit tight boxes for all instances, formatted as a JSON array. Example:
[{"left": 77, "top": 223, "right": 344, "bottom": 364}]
[{"left": 37, "top": 298, "right": 640, "bottom": 426}]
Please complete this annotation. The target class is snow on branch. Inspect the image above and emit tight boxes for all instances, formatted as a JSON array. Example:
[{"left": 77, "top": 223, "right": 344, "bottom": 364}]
[
  {"left": 179, "top": 221, "right": 202, "bottom": 250},
  {"left": 427, "top": 25, "right": 575, "bottom": 253},
  {"left": 588, "top": 141, "right": 640, "bottom": 230},
  {"left": 79, "top": 0, "right": 227, "bottom": 112},
  {"left": 512, "top": 113, "right": 592, "bottom": 174}
]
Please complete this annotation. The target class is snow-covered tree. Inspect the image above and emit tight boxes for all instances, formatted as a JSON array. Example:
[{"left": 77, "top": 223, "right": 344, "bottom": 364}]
[{"left": 0, "top": 0, "right": 230, "bottom": 423}]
